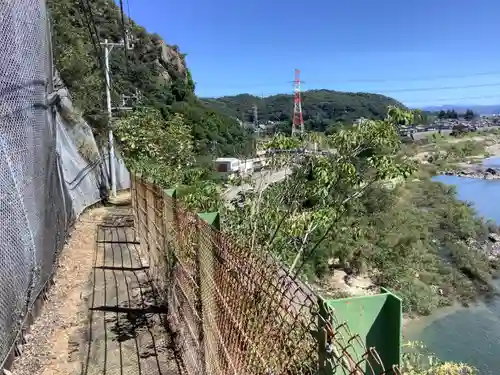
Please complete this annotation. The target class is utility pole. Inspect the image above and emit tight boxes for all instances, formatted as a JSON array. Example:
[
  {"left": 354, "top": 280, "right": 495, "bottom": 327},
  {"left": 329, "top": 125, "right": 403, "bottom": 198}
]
[{"left": 101, "top": 37, "right": 134, "bottom": 197}]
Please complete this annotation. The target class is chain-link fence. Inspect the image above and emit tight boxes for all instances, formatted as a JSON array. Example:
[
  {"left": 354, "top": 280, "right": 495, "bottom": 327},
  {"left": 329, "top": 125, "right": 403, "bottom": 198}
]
[
  {"left": 131, "top": 174, "right": 402, "bottom": 375},
  {"left": 0, "top": 0, "right": 130, "bottom": 369},
  {"left": 0, "top": 0, "right": 64, "bottom": 366}
]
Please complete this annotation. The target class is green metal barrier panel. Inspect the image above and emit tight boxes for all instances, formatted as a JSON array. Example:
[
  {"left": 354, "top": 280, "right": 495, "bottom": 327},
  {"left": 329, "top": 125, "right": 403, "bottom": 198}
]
[
  {"left": 323, "top": 287, "right": 402, "bottom": 374},
  {"left": 198, "top": 212, "right": 220, "bottom": 229},
  {"left": 164, "top": 188, "right": 176, "bottom": 198}
]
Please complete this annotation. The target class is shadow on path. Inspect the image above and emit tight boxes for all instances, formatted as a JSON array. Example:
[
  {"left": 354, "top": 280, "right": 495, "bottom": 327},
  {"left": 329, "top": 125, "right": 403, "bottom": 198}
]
[{"left": 81, "top": 212, "right": 180, "bottom": 375}]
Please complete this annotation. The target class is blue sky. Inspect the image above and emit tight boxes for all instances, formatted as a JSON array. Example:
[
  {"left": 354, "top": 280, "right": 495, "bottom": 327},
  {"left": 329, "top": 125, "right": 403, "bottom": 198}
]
[{"left": 126, "top": 0, "right": 500, "bottom": 107}]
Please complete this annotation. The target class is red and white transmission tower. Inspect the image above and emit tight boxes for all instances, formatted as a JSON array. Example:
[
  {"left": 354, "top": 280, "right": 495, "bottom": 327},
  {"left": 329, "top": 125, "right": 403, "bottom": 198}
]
[{"left": 291, "top": 69, "right": 304, "bottom": 135}]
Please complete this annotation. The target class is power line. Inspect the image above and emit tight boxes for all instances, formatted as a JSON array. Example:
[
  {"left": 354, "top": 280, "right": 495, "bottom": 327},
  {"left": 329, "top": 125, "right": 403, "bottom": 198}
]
[
  {"left": 78, "top": 0, "right": 125, "bottom": 95},
  {"left": 80, "top": 0, "right": 104, "bottom": 59},
  {"left": 208, "top": 81, "right": 500, "bottom": 97},
  {"left": 374, "top": 81, "right": 500, "bottom": 94},
  {"left": 118, "top": 0, "right": 130, "bottom": 74},
  {"left": 198, "top": 70, "right": 500, "bottom": 90},
  {"left": 245, "top": 99, "right": 500, "bottom": 116},
  {"left": 314, "top": 70, "right": 500, "bottom": 84},
  {"left": 126, "top": 0, "right": 131, "bottom": 22},
  {"left": 405, "top": 94, "right": 500, "bottom": 106},
  {"left": 77, "top": 0, "right": 101, "bottom": 66}
]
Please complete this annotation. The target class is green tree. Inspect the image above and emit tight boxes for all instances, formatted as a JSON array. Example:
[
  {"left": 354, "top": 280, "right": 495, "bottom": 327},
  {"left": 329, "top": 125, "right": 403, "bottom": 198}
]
[
  {"left": 224, "top": 107, "right": 497, "bottom": 314},
  {"left": 48, "top": 0, "right": 251, "bottom": 157},
  {"left": 115, "top": 107, "right": 195, "bottom": 185},
  {"left": 446, "top": 110, "right": 458, "bottom": 119},
  {"left": 402, "top": 341, "right": 477, "bottom": 375},
  {"left": 464, "top": 109, "right": 476, "bottom": 121},
  {"left": 412, "top": 109, "right": 429, "bottom": 125},
  {"left": 224, "top": 109, "right": 416, "bottom": 278},
  {"left": 202, "top": 90, "right": 405, "bottom": 126}
]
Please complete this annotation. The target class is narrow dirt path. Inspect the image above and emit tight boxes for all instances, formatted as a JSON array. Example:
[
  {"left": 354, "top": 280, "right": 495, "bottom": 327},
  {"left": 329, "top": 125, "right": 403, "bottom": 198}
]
[{"left": 10, "top": 195, "right": 179, "bottom": 375}]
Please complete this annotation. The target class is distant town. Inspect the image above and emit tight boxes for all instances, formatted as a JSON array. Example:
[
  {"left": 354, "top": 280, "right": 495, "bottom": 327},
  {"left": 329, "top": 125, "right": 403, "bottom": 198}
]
[
  {"left": 237, "top": 112, "right": 500, "bottom": 138},
  {"left": 399, "top": 114, "right": 500, "bottom": 139}
]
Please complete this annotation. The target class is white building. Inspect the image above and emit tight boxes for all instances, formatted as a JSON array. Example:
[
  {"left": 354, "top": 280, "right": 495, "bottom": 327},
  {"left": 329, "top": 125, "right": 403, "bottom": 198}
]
[
  {"left": 215, "top": 157, "right": 257, "bottom": 176},
  {"left": 215, "top": 157, "right": 241, "bottom": 174}
]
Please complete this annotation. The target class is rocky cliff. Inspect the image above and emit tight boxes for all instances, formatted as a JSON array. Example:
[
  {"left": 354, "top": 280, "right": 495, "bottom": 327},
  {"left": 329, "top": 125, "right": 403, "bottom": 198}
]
[
  {"left": 47, "top": 0, "right": 251, "bottom": 156},
  {"left": 48, "top": 0, "right": 191, "bottom": 124}
]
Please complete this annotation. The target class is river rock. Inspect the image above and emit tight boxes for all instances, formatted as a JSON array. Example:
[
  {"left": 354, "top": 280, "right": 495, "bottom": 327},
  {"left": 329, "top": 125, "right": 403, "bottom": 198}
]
[
  {"left": 327, "top": 257, "right": 340, "bottom": 268},
  {"left": 486, "top": 167, "right": 497, "bottom": 175},
  {"left": 488, "top": 233, "right": 500, "bottom": 243},
  {"left": 440, "top": 169, "right": 500, "bottom": 180}
]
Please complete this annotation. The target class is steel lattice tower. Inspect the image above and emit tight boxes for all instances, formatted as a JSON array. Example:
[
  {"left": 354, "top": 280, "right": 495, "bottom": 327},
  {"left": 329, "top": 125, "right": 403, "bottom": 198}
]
[{"left": 291, "top": 69, "right": 304, "bottom": 135}]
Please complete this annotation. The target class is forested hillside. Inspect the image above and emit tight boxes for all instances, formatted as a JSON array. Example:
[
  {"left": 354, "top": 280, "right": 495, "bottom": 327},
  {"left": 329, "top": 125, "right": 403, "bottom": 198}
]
[
  {"left": 202, "top": 90, "right": 405, "bottom": 132},
  {"left": 47, "top": 0, "right": 251, "bottom": 156}
]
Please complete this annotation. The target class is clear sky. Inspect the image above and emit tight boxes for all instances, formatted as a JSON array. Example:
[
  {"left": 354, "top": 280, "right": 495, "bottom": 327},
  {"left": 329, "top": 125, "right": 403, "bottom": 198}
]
[{"left": 126, "top": 0, "right": 500, "bottom": 107}]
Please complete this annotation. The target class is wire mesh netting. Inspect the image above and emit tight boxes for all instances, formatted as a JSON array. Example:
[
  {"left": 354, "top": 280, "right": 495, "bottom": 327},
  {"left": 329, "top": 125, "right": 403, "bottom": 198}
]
[
  {"left": 0, "top": 0, "right": 131, "bottom": 368},
  {"left": 131, "top": 175, "right": 402, "bottom": 375},
  {"left": 0, "top": 0, "right": 61, "bottom": 363}
]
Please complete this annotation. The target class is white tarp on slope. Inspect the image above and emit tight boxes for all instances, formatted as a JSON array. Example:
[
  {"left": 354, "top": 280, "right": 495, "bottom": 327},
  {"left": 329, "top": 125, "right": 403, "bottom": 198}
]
[
  {"left": 54, "top": 86, "right": 131, "bottom": 218},
  {"left": 55, "top": 112, "right": 102, "bottom": 216},
  {"left": 102, "top": 146, "right": 131, "bottom": 191}
]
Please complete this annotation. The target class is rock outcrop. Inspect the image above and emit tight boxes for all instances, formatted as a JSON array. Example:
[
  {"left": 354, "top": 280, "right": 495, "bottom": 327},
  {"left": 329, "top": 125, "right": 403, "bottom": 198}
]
[
  {"left": 440, "top": 165, "right": 500, "bottom": 180},
  {"left": 157, "top": 42, "right": 187, "bottom": 84}
]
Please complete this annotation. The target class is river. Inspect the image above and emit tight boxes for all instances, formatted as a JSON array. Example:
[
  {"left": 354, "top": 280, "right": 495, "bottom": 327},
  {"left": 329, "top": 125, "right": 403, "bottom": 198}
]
[{"left": 404, "top": 157, "right": 500, "bottom": 375}]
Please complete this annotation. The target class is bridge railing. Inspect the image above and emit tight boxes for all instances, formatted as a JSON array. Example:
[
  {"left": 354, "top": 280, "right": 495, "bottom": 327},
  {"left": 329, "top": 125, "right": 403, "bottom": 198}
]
[{"left": 131, "top": 173, "right": 402, "bottom": 375}]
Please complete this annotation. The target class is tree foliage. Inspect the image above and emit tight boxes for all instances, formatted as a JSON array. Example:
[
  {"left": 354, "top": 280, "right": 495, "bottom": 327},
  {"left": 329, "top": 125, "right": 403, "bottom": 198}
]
[
  {"left": 435, "top": 109, "right": 477, "bottom": 120},
  {"left": 47, "top": 0, "right": 252, "bottom": 156},
  {"left": 202, "top": 90, "right": 406, "bottom": 133},
  {"left": 223, "top": 108, "right": 497, "bottom": 315},
  {"left": 402, "top": 341, "right": 477, "bottom": 375},
  {"left": 224, "top": 109, "right": 416, "bottom": 280},
  {"left": 113, "top": 107, "right": 210, "bottom": 192}
]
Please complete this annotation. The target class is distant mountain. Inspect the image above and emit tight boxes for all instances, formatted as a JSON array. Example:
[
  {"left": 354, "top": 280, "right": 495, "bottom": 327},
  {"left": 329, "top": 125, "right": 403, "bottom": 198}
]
[
  {"left": 202, "top": 90, "right": 405, "bottom": 133},
  {"left": 421, "top": 104, "right": 500, "bottom": 116}
]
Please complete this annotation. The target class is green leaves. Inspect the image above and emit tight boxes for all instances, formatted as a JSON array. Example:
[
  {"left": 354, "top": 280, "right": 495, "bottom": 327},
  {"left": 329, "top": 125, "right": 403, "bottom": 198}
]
[
  {"left": 202, "top": 90, "right": 405, "bottom": 129},
  {"left": 402, "top": 341, "right": 477, "bottom": 375},
  {"left": 49, "top": 0, "right": 250, "bottom": 156},
  {"left": 224, "top": 106, "right": 495, "bottom": 318},
  {"left": 259, "top": 133, "right": 304, "bottom": 151},
  {"left": 224, "top": 108, "right": 418, "bottom": 279},
  {"left": 115, "top": 107, "right": 196, "bottom": 187}
]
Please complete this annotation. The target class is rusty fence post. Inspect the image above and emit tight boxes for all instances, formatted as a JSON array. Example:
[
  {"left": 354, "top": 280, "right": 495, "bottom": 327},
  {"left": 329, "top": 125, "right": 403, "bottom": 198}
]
[
  {"left": 131, "top": 174, "right": 139, "bottom": 241},
  {"left": 137, "top": 176, "right": 148, "bottom": 257},
  {"left": 197, "top": 212, "right": 221, "bottom": 375},
  {"left": 162, "top": 189, "right": 177, "bottom": 288},
  {"left": 154, "top": 187, "right": 165, "bottom": 293},
  {"left": 130, "top": 173, "right": 135, "bottom": 219},
  {"left": 131, "top": 174, "right": 140, "bottom": 243},
  {"left": 144, "top": 179, "right": 155, "bottom": 268}
]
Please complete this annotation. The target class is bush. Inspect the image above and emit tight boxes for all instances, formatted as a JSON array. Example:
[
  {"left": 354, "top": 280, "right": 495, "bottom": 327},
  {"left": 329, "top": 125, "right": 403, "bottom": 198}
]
[{"left": 402, "top": 341, "right": 477, "bottom": 375}]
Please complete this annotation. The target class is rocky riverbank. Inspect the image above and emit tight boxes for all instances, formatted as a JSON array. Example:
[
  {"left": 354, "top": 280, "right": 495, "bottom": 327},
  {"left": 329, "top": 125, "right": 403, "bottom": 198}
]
[
  {"left": 469, "top": 232, "right": 500, "bottom": 262},
  {"left": 440, "top": 165, "right": 500, "bottom": 180}
]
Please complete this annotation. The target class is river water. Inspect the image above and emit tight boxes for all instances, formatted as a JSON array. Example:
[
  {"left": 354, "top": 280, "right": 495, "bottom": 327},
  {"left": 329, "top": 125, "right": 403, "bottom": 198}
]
[{"left": 404, "top": 157, "right": 500, "bottom": 374}]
